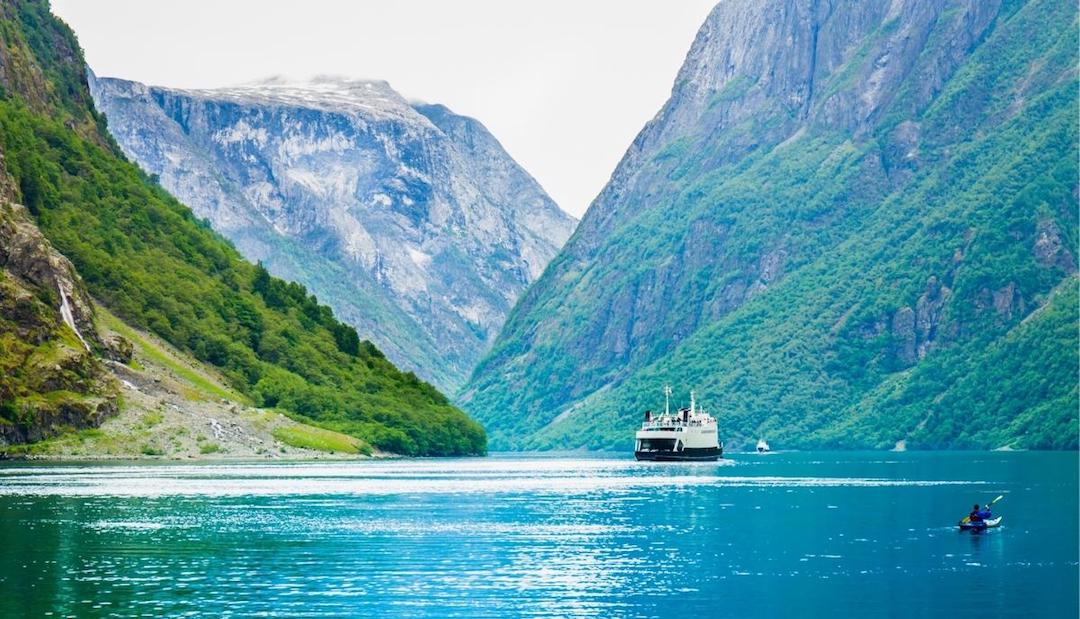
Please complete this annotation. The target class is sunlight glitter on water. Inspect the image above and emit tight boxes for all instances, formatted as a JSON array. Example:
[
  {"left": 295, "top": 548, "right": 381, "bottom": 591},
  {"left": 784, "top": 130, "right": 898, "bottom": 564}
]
[{"left": 0, "top": 459, "right": 983, "bottom": 497}]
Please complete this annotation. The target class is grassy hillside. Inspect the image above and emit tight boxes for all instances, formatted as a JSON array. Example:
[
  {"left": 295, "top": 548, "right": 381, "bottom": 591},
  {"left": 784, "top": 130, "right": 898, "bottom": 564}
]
[
  {"left": 9, "top": 303, "right": 376, "bottom": 459},
  {"left": 0, "top": 0, "right": 484, "bottom": 456},
  {"left": 464, "top": 0, "right": 1077, "bottom": 450}
]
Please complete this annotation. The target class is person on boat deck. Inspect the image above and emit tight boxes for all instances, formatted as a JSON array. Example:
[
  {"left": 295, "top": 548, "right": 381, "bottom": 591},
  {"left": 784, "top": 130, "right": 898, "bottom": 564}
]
[{"left": 968, "top": 503, "right": 992, "bottom": 522}]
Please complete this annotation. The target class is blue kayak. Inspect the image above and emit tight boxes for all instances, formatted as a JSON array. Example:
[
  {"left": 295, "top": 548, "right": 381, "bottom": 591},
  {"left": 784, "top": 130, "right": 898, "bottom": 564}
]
[{"left": 958, "top": 516, "right": 1002, "bottom": 530}]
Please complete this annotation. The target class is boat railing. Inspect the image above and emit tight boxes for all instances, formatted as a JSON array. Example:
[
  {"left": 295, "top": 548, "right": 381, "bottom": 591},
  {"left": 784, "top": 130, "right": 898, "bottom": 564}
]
[{"left": 640, "top": 416, "right": 715, "bottom": 430}]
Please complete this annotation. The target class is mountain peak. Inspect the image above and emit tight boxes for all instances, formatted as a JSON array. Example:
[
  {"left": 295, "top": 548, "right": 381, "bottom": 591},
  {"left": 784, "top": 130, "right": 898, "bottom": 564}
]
[{"left": 146, "top": 75, "right": 420, "bottom": 123}]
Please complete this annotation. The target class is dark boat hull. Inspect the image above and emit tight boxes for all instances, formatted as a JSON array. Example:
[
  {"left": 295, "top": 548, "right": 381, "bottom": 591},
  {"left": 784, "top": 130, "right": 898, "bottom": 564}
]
[{"left": 635, "top": 446, "right": 722, "bottom": 462}]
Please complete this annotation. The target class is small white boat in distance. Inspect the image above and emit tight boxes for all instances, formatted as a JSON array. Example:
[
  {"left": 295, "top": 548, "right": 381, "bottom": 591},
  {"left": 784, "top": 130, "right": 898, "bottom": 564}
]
[
  {"left": 634, "top": 387, "right": 722, "bottom": 461},
  {"left": 756, "top": 439, "right": 770, "bottom": 453}
]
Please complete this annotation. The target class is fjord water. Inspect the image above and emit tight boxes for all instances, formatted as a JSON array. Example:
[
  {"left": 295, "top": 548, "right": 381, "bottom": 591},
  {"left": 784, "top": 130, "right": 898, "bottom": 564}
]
[{"left": 0, "top": 452, "right": 1075, "bottom": 618}]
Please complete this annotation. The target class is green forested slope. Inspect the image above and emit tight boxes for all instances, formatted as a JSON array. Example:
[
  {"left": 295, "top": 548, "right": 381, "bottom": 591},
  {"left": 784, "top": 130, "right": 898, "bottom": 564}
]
[
  {"left": 463, "top": 0, "right": 1077, "bottom": 450},
  {"left": 823, "top": 278, "right": 1078, "bottom": 450},
  {"left": 0, "top": 0, "right": 484, "bottom": 455}
]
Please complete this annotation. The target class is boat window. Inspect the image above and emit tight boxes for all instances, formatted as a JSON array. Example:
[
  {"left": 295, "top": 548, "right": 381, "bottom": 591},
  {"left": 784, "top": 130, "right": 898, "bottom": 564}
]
[{"left": 637, "top": 438, "right": 677, "bottom": 452}]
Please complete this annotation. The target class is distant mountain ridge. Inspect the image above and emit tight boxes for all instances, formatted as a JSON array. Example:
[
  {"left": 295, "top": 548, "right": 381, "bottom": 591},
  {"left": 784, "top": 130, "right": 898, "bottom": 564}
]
[
  {"left": 89, "top": 74, "right": 576, "bottom": 392},
  {"left": 463, "top": 0, "right": 1078, "bottom": 450}
]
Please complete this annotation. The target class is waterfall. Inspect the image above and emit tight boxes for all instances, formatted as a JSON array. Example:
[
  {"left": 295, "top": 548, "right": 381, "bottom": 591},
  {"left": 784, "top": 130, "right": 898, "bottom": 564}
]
[{"left": 57, "top": 281, "right": 91, "bottom": 352}]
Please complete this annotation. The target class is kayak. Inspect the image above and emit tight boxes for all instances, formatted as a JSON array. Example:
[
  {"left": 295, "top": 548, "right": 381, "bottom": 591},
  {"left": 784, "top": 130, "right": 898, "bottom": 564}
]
[{"left": 958, "top": 516, "right": 1002, "bottom": 531}]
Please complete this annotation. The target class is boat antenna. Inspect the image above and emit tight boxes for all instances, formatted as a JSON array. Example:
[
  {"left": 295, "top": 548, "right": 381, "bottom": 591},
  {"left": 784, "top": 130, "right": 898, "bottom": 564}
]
[
  {"left": 663, "top": 385, "right": 672, "bottom": 416},
  {"left": 690, "top": 389, "right": 696, "bottom": 415}
]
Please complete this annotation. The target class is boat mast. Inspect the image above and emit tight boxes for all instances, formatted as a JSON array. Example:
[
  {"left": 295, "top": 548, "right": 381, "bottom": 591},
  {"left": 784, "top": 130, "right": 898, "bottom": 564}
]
[
  {"left": 690, "top": 390, "right": 696, "bottom": 415},
  {"left": 663, "top": 385, "right": 672, "bottom": 417}
]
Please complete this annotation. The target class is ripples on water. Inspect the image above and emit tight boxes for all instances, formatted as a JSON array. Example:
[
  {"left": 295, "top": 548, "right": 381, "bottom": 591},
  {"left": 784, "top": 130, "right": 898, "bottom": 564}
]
[{"left": 0, "top": 452, "right": 1076, "bottom": 618}]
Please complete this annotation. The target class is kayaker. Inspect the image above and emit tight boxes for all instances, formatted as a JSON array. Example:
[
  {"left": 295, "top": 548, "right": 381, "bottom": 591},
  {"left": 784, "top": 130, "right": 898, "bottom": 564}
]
[{"left": 968, "top": 503, "right": 992, "bottom": 523}]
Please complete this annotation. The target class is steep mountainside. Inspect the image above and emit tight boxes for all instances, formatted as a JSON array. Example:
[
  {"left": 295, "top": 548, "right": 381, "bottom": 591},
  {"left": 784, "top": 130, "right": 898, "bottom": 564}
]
[
  {"left": 89, "top": 75, "right": 576, "bottom": 392},
  {"left": 0, "top": 0, "right": 484, "bottom": 456},
  {"left": 464, "top": 0, "right": 1078, "bottom": 450}
]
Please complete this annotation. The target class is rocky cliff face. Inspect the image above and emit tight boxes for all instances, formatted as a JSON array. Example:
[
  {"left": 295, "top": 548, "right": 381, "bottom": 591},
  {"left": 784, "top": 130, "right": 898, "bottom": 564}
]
[
  {"left": 89, "top": 75, "right": 576, "bottom": 392},
  {"left": 464, "top": 0, "right": 1078, "bottom": 450},
  {"left": 0, "top": 196, "right": 118, "bottom": 446}
]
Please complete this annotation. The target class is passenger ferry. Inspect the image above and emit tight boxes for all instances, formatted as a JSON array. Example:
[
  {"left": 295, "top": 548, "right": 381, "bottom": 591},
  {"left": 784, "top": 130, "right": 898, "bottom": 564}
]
[{"left": 634, "top": 386, "right": 722, "bottom": 461}]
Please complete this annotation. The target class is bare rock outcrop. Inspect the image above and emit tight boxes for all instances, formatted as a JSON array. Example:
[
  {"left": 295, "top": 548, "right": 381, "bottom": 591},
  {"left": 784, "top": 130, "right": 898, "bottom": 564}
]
[
  {"left": 0, "top": 201, "right": 117, "bottom": 447},
  {"left": 0, "top": 202, "right": 102, "bottom": 350}
]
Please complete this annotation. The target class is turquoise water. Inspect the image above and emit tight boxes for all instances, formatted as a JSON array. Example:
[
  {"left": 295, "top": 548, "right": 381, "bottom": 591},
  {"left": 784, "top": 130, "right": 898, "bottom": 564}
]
[{"left": 0, "top": 452, "right": 1075, "bottom": 618}]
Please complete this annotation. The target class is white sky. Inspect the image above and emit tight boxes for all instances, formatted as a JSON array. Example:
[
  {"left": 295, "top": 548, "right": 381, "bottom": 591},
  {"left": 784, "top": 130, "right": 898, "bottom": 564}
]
[{"left": 50, "top": 0, "right": 716, "bottom": 218}]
